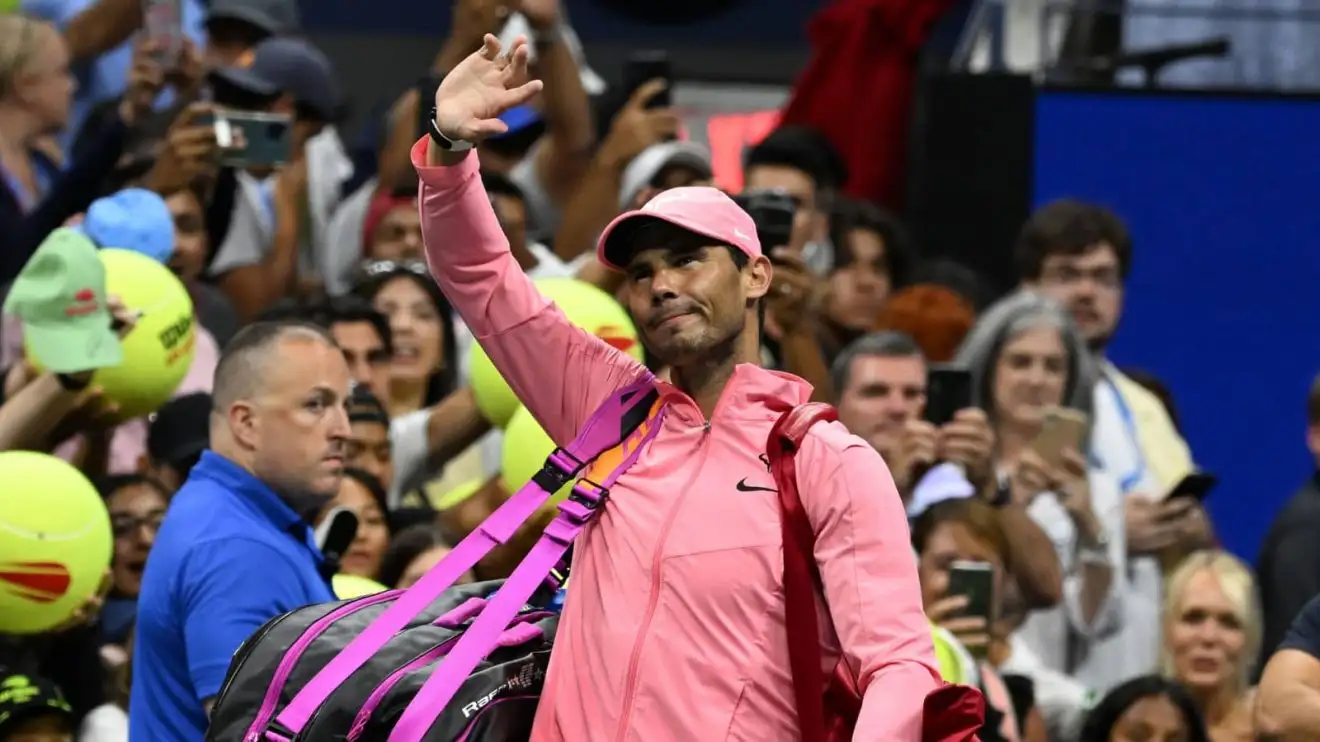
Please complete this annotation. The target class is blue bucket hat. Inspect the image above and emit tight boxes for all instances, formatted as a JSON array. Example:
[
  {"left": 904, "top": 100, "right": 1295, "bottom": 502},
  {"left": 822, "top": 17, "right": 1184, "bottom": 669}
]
[{"left": 80, "top": 188, "right": 175, "bottom": 263}]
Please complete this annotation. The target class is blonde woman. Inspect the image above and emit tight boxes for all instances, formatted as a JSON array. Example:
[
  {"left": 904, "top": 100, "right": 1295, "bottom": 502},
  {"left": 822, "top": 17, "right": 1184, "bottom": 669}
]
[
  {"left": 1162, "top": 550, "right": 1261, "bottom": 742},
  {"left": 0, "top": 15, "right": 157, "bottom": 283}
]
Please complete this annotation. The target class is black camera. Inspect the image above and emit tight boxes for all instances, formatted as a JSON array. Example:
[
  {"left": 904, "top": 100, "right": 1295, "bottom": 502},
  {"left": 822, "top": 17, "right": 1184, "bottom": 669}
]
[{"left": 732, "top": 189, "right": 796, "bottom": 252}]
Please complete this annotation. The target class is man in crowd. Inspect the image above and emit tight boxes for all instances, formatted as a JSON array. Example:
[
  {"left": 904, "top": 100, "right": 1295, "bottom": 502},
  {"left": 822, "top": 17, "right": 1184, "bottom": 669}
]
[
  {"left": 743, "top": 124, "right": 847, "bottom": 260},
  {"left": 833, "top": 330, "right": 927, "bottom": 480},
  {"left": 1258, "top": 373, "right": 1320, "bottom": 661},
  {"left": 1017, "top": 198, "right": 1213, "bottom": 679},
  {"left": 320, "top": 296, "right": 393, "bottom": 400},
  {"left": 203, "top": 36, "right": 350, "bottom": 318},
  {"left": 832, "top": 330, "right": 1062, "bottom": 609},
  {"left": 130, "top": 321, "right": 349, "bottom": 740},
  {"left": 1257, "top": 591, "right": 1320, "bottom": 739}
]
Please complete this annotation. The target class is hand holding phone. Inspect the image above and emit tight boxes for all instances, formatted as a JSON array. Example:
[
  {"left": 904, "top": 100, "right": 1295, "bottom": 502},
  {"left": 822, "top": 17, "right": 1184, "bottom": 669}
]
[
  {"left": 940, "top": 560, "right": 996, "bottom": 658},
  {"left": 1029, "top": 407, "right": 1089, "bottom": 469},
  {"left": 204, "top": 111, "right": 292, "bottom": 167},
  {"left": 924, "top": 366, "right": 973, "bottom": 427},
  {"left": 1165, "top": 470, "right": 1218, "bottom": 503},
  {"left": 142, "top": 0, "right": 183, "bottom": 67},
  {"left": 622, "top": 51, "right": 672, "bottom": 110}
]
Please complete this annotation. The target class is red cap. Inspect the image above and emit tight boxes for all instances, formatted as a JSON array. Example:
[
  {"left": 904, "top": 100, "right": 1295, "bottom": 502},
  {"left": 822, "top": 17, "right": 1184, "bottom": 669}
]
[{"left": 596, "top": 186, "right": 762, "bottom": 271}]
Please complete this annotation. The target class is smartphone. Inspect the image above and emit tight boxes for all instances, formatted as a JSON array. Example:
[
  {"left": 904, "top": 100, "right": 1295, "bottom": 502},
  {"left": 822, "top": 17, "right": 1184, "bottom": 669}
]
[
  {"left": 622, "top": 50, "right": 672, "bottom": 109},
  {"left": 733, "top": 190, "right": 795, "bottom": 252},
  {"left": 924, "top": 366, "right": 973, "bottom": 426},
  {"left": 947, "top": 560, "right": 995, "bottom": 656},
  {"left": 200, "top": 111, "right": 293, "bottom": 167},
  {"left": 142, "top": 0, "right": 183, "bottom": 67},
  {"left": 1166, "top": 470, "right": 1218, "bottom": 502},
  {"left": 1030, "top": 407, "right": 1089, "bottom": 469}
]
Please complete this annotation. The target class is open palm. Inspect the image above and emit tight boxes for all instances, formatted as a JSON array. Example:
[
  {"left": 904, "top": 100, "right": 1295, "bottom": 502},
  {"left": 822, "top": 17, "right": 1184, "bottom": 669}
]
[{"left": 433, "top": 34, "right": 543, "bottom": 143}]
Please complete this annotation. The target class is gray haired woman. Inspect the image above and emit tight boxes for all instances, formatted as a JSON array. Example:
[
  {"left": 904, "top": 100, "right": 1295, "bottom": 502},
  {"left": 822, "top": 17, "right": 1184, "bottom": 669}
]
[{"left": 955, "top": 289, "right": 1129, "bottom": 736}]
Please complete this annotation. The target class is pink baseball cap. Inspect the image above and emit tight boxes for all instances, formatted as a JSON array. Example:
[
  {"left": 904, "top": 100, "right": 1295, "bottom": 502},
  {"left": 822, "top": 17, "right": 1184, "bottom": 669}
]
[{"left": 596, "top": 186, "right": 763, "bottom": 271}]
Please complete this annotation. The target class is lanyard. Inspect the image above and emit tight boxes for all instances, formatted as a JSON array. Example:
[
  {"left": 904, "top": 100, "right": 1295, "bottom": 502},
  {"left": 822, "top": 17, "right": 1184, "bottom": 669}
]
[{"left": 1100, "top": 375, "right": 1147, "bottom": 493}]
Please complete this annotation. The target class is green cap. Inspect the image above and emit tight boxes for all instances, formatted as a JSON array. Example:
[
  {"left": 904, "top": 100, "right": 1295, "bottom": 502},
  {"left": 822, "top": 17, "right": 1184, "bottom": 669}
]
[{"left": 3, "top": 229, "right": 122, "bottom": 374}]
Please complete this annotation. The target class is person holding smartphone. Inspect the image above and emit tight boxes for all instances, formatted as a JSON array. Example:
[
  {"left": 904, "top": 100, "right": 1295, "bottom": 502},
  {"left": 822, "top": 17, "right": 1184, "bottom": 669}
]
[
  {"left": 833, "top": 331, "right": 1065, "bottom": 615},
  {"left": 954, "top": 290, "right": 1131, "bottom": 698}
]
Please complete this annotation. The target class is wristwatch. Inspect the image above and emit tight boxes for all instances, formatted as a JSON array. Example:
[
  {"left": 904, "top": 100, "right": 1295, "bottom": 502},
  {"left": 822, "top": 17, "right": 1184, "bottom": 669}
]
[
  {"left": 1077, "top": 529, "right": 1112, "bottom": 566},
  {"left": 427, "top": 107, "right": 474, "bottom": 152}
]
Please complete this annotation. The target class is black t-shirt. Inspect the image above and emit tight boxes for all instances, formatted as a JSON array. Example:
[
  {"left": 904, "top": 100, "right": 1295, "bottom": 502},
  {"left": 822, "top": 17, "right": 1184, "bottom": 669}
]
[{"left": 1280, "top": 592, "right": 1320, "bottom": 658}]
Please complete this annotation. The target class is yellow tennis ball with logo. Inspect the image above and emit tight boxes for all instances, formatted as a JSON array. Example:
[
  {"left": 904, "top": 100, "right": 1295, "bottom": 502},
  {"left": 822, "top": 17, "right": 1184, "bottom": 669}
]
[
  {"left": 500, "top": 405, "right": 573, "bottom": 503},
  {"left": 469, "top": 279, "right": 644, "bottom": 428},
  {"left": 28, "top": 249, "right": 196, "bottom": 422},
  {"left": 332, "top": 573, "right": 390, "bottom": 599},
  {"left": 0, "top": 451, "right": 111, "bottom": 634}
]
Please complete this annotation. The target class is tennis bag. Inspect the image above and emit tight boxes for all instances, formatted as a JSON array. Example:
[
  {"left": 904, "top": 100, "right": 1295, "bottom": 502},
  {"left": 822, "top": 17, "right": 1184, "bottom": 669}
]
[{"left": 206, "top": 377, "right": 665, "bottom": 742}]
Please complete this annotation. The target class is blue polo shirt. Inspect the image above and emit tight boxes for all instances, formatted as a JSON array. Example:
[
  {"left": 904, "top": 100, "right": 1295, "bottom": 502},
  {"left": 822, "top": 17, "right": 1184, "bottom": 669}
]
[{"left": 129, "top": 451, "right": 335, "bottom": 741}]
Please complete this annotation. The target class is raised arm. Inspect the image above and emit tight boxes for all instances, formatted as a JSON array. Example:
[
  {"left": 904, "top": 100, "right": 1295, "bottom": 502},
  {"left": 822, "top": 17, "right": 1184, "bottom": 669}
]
[
  {"left": 415, "top": 35, "right": 646, "bottom": 445},
  {"left": 802, "top": 426, "right": 942, "bottom": 740},
  {"left": 1258, "top": 594, "right": 1320, "bottom": 740}
]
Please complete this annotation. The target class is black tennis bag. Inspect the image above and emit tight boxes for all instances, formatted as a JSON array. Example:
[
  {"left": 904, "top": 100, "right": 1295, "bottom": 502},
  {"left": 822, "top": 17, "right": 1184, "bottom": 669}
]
[
  {"left": 205, "top": 379, "right": 664, "bottom": 742},
  {"left": 206, "top": 580, "right": 558, "bottom": 742}
]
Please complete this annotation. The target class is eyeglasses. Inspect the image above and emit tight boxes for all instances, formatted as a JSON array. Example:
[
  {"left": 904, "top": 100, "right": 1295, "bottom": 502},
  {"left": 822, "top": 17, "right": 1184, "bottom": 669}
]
[
  {"left": 110, "top": 510, "right": 166, "bottom": 539},
  {"left": 354, "top": 259, "right": 430, "bottom": 284}
]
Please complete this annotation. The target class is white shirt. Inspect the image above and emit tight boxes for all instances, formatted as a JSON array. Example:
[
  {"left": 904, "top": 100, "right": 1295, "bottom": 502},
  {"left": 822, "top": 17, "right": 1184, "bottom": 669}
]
[
  {"left": 1014, "top": 468, "right": 1129, "bottom": 692},
  {"left": 79, "top": 704, "right": 127, "bottom": 742},
  {"left": 1087, "top": 363, "right": 1166, "bottom": 684}
]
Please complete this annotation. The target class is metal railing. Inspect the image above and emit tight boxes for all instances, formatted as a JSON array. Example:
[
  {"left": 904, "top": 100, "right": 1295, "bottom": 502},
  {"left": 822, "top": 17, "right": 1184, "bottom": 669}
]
[{"left": 952, "top": 0, "right": 1320, "bottom": 92}]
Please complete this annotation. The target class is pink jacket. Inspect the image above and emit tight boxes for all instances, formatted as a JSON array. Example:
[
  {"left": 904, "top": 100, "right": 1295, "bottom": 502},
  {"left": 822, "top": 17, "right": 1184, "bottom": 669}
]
[{"left": 413, "top": 139, "right": 941, "bottom": 741}]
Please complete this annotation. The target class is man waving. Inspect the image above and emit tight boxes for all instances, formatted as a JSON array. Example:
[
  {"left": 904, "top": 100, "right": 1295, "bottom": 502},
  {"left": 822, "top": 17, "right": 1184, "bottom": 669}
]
[{"left": 414, "top": 34, "right": 944, "bottom": 741}]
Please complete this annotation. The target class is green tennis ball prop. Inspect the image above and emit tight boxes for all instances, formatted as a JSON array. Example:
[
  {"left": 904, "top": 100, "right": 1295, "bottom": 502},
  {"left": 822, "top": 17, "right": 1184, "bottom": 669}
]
[
  {"left": 0, "top": 451, "right": 111, "bottom": 634},
  {"left": 470, "top": 279, "right": 644, "bottom": 427},
  {"left": 501, "top": 405, "right": 572, "bottom": 502},
  {"left": 28, "top": 249, "right": 196, "bottom": 422},
  {"left": 332, "top": 573, "right": 390, "bottom": 599}
]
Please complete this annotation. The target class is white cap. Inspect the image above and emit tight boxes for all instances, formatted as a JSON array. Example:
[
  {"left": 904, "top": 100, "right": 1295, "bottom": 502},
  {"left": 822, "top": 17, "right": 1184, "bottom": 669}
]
[{"left": 618, "top": 141, "right": 714, "bottom": 209}]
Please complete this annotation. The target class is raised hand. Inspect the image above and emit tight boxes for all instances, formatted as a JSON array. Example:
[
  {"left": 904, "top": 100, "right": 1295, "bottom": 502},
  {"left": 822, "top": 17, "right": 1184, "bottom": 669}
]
[{"left": 432, "top": 34, "right": 543, "bottom": 144}]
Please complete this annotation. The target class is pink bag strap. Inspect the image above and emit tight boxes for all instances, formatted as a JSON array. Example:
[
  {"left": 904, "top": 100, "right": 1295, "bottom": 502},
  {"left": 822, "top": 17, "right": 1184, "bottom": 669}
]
[
  {"left": 385, "top": 396, "right": 665, "bottom": 742},
  {"left": 261, "top": 377, "right": 664, "bottom": 740}
]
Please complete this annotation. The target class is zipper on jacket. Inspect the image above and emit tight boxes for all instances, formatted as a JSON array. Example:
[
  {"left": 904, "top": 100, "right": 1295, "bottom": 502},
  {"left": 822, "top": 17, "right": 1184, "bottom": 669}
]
[{"left": 613, "top": 424, "right": 712, "bottom": 741}]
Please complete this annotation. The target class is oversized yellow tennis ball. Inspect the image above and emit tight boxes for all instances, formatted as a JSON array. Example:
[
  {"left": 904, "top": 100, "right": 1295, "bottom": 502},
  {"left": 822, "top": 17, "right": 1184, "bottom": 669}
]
[
  {"left": 432, "top": 478, "right": 486, "bottom": 511},
  {"left": 470, "top": 279, "right": 644, "bottom": 428},
  {"left": 0, "top": 451, "right": 111, "bottom": 634},
  {"left": 29, "top": 249, "right": 196, "bottom": 422},
  {"left": 501, "top": 405, "right": 572, "bottom": 502},
  {"left": 332, "top": 573, "right": 390, "bottom": 599}
]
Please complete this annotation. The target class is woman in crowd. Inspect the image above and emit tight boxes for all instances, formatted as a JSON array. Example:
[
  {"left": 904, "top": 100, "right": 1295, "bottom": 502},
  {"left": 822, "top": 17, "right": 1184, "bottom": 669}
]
[
  {"left": 911, "top": 497, "right": 1047, "bottom": 742},
  {"left": 1079, "top": 674, "right": 1210, "bottom": 742},
  {"left": 353, "top": 260, "right": 458, "bottom": 421},
  {"left": 0, "top": 17, "right": 159, "bottom": 283},
  {"left": 317, "top": 468, "right": 393, "bottom": 582},
  {"left": 1162, "top": 550, "right": 1261, "bottom": 742},
  {"left": 955, "top": 290, "right": 1128, "bottom": 691},
  {"left": 96, "top": 474, "right": 169, "bottom": 648},
  {"left": 377, "top": 523, "right": 473, "bottom": 590}
]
